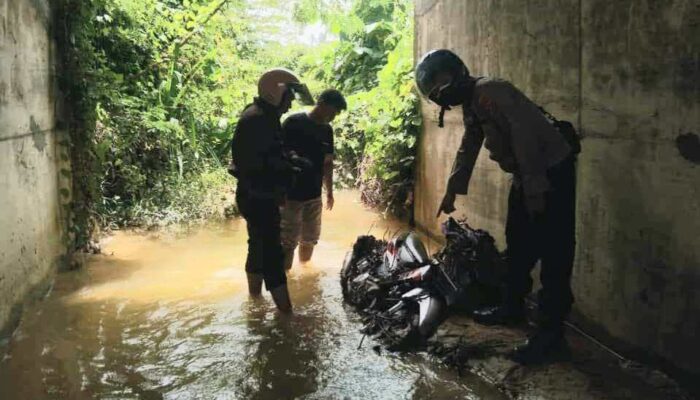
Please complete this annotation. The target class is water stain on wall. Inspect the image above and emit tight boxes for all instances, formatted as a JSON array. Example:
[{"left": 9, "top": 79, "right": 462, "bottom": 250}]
[
  {"left": 675, "top": 132, "right": 700, "bottom": 164},
  {"left": 0, "top": 81, "right": 7, "bottom": 106},
  {"left": 27, "top": 0, "right": 50, "bottom": 29},
  {"left": 29, "top": 115, "right": 46, "bottom": 152}
]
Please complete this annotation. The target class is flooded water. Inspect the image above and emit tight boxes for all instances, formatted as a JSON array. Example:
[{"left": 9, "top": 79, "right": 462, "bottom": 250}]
[{"left": 0, "top": 191, "right": 505, "bottom": 400}]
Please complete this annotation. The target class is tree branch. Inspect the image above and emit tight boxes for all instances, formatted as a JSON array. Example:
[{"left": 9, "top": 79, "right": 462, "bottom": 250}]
[{"left": 177, "top": 0, "right": 230, "bottom": 49}]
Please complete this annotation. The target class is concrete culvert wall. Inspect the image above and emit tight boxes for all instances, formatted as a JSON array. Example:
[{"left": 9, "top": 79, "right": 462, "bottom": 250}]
[
  {"left": 414, "top": 0, "right": 700, "bottom": 377},
  {"left": 0, "top": 0, "right": 69, "bottom": 334}
]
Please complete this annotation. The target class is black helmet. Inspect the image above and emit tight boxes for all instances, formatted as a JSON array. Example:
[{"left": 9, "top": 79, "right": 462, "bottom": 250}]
[
  {"left": 415, "top": 49, "right": 470, "bottom": 101},
  {"left": 416, "top": 49, "right": 471, "bottom": 127}
]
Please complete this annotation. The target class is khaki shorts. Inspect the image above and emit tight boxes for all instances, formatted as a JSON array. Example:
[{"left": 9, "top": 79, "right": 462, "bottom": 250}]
[{"left": 280, "top": 197, "right": 323, "bottom": 250}]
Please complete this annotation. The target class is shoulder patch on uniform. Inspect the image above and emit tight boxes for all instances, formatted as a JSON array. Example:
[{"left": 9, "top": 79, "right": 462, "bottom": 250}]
[{"left": 478, "top": 94, "right": 497, "bottom": 113}]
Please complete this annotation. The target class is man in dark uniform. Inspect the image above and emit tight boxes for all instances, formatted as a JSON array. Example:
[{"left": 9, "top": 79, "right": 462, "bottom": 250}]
[
  {"left": 230, "top": 68, "right": 314, "bottom": 313},
  {"left": 415, "top": 49, "right": 579, "bottom": 364}
]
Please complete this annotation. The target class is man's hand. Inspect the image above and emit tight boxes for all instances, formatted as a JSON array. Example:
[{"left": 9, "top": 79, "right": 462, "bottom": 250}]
[
  {"left": 436, "top": 191, "right": 457, "bottom": 218},
  {"left": 325, "top": 193, "right": 334, "bottom": 211},
  {"left": 227, "top": 160, "right": 238, "bottom": 177},
  {"left": 290, "top": 155, "right": 313, "bottom": 171}
]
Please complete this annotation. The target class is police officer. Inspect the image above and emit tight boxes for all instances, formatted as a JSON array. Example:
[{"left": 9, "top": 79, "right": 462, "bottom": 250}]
[
  {"left": 415, "top": 49, "right": 578, "bottom": 364},
  {"left": 230, "top": 68, "right": 314, "bottom": 313}
]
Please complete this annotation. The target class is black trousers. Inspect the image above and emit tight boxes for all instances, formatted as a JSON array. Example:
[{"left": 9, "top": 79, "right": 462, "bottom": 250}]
[
  {"left": 505, "top": 156, "right": 576, "bottom": 326},
  {"left": 236, "top": 188, "right": 287, "bottom": 291}
]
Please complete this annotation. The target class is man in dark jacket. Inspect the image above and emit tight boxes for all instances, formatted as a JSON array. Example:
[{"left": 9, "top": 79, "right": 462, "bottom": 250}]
[
  {"left": 230, "top": 68, "right": 314, "bottom": 313},
  {"left": 415, "top": 49, "right": 579, "bottom": 364}
]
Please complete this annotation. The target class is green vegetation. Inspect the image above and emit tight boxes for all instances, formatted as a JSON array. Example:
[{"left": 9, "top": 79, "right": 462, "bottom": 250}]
[
  {"left": 296, "top": 0, "right": 420, "bottom": 216},
  {"left": 56, "top": 0, "right": 419, "bottom": 248}
]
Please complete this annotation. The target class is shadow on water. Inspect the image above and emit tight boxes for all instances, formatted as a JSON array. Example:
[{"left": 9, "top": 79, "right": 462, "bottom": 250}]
[{"left": 0, "top": 191, "right": 506, "bottom": 400}]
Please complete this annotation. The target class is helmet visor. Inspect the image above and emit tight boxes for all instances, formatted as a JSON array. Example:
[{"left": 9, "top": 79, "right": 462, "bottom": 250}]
[
  {"left": 287, "top": 82, "right": 315, "bottom": 105},
  {"left": 427, "top": 81, "right": 452, "bottom": 104}
]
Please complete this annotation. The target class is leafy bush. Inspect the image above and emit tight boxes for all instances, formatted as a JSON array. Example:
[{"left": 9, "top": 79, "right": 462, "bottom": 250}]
[
  {"left": 298, "top": 0, "right": 420, "bottom": 216},
  {"left": 58, "top": 0, "right": 268, "bottom": 231},
  {"left": 58, "top": 0, "right": 420, "bottom": 241}
]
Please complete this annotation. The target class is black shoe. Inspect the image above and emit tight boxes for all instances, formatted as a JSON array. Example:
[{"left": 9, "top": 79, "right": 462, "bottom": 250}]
[
  {"left": 510, "top": 328, "right": 571, "bottom": 365},
  {"left": 472, "top": 305, "right": 526, "bottom": 326}
]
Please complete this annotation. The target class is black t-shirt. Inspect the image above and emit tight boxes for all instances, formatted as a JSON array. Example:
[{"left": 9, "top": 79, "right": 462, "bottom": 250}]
[{"left": 281, "top": 112, "right": 334, "bottom": 201}]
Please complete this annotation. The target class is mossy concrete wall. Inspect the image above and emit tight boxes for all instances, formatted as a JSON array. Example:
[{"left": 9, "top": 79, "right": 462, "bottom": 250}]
[
  {"left": 0, "top": 0, "right": 68, "bottom": 333},
  {"left": 414, "top": 0, "right": 699, "bottom": 375}
]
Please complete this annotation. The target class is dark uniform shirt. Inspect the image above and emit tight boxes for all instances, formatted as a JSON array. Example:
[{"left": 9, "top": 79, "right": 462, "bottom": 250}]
[
  {"left": 447, "top": 77, "right": 572, "bottom": 209},
  {"left": 281, "top": 112, "right": 334, "bottom": 201},
  {"left": 230, "top": 98, "right": 293, "bottom": 199}
]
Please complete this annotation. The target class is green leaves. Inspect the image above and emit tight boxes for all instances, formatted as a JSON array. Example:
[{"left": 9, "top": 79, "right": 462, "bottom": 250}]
[
  {"left": 63, "top": 0, "right": 419, "bottom": 230},
  {"left": 59, "top": 0, "right": 251, "bottom": 228},
  {"left": 298, "top": 0, "right": 419, "bottom": 216}
]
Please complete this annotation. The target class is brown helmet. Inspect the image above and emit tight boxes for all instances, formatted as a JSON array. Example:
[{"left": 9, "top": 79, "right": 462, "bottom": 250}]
[{"left": 257, "top": 68, "right": 314, "bottom": 107}]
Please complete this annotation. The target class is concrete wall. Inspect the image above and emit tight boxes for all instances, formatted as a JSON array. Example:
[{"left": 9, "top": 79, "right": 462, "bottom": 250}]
[
  {"left": 0, "top": 0, "right": 68, "bottom": 333},
  {"left": 415, "top": 0, "right": 700, "bottom": 375}
]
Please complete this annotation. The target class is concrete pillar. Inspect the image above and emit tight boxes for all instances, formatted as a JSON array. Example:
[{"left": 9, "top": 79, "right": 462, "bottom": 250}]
[
  {"left": 0, "top": 0, "right": 68, "bottom": 333},
  {"left": 414, "top": 0, "right": 699, "bottom": 375}
]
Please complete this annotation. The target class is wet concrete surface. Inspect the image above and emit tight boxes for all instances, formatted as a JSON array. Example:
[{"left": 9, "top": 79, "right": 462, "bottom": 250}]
[
  {"left": 429, "top": 317, "right": 692, "bottom": 400},
  {"left": 0, "top": 191, "right": 506, "bottom": 400}
]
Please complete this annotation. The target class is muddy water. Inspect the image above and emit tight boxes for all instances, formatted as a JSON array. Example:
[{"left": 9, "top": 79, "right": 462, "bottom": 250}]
[{"left": 0, "top": 191, "right": 505, "bottom": 400}]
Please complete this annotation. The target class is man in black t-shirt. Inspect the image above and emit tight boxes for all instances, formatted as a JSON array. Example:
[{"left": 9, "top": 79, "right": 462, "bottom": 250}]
[{"left": 280, "top": 89, "right": 347, "bottom": 269}]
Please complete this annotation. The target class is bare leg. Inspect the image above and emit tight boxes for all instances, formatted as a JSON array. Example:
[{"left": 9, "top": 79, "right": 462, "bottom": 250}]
[{"left": 298, "top": 243, "right": 314, "bottom": 263}]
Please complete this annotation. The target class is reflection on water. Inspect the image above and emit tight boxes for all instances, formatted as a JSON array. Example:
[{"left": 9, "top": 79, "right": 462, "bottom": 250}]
[{"left": 0, "top": 191, "right": 505, "bottom": 400}]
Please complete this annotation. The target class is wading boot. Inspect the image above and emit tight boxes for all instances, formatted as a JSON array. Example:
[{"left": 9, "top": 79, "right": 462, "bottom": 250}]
[
  {"left": 246, "top": 273, "right": 264, "bottom": 297},
  {"left": 270, "top": 284, "right": 293, "bottom": 313},
  {"left": 510, "top": 326, "right": 571, "bottom": 365},
  {"left": 299, "top": 243, "right": 314, "bottom": 263},
  {"left": 472, "top": 304, "right": 526, "bottom": 326}
]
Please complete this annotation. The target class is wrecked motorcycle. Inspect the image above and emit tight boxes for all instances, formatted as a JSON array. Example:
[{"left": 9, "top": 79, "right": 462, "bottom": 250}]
[{"left": 340, "top": 218, "right": 504, "bottom": 349}]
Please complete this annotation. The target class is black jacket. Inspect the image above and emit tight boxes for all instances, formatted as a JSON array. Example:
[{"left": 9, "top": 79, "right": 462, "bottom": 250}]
[{"left": 231, "top": 98, "right": 294, "bottom": 199}]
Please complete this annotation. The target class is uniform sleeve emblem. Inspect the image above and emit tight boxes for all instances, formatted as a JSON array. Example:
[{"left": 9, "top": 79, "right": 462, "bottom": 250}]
[{"left": 478, "top": 94, "right": 497, "bottom": 114}]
